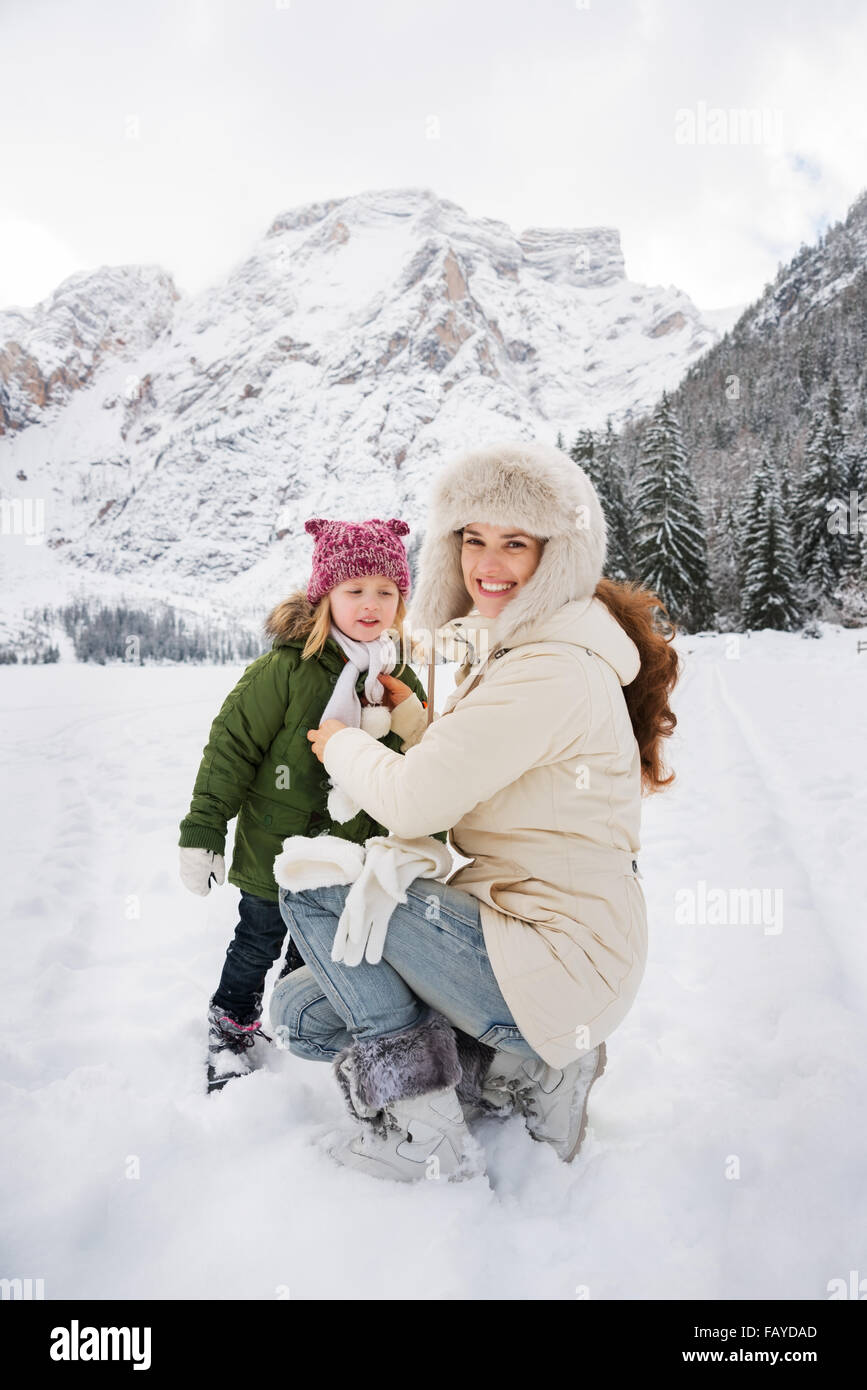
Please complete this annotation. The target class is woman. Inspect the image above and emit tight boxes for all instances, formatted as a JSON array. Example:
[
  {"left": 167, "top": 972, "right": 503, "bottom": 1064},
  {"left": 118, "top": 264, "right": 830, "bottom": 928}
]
[{"left": 270, "top": 440, "right": 680, "bottom": 1182}]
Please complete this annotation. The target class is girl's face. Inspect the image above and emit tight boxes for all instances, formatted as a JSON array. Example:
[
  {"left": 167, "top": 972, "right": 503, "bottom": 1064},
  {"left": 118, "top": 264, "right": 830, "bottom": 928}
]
[
  {"left": 460, "top": 522, "right": 544, "bottom": 615},
  {"left": 329, "top": 575, "right": 400, "bottom": 640}
]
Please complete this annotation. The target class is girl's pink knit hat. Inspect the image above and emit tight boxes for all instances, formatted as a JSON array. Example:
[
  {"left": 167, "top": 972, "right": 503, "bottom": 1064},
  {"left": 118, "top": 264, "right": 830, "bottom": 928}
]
[{"left": 304, "top": 517, "right": 412, "bottom": 605}]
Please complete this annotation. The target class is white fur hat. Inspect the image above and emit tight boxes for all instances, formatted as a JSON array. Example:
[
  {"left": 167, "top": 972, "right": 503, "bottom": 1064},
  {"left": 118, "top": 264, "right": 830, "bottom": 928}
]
[{"left": 407, "top": 439, "right": 608, "bottom": 654}]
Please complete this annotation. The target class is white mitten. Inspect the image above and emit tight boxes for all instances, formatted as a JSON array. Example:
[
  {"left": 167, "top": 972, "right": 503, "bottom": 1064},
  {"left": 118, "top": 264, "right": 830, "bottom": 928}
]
[
  {"left": 332, "top": 874, "right": 396, "bottom": 966},
  {"left": 363, "top": 837, "right": 453, "bottom": 963},
  {"left": 179, "top": 846, "right": 225, "bottom": 896},
  {"left": 333, "top": 835, "right": 453, "bottom": 966}
]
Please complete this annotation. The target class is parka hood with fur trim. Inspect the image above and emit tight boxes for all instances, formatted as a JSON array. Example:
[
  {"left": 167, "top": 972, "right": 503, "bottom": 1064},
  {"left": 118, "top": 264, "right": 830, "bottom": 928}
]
[{"left": 406, "top": 438, "right": 608, "bottom": 657}]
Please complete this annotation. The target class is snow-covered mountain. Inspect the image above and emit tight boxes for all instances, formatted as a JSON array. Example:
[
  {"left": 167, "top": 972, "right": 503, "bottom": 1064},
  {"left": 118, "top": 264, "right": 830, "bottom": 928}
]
[{"left": 0, "top": 186, "right": 729, "bottom": 643}]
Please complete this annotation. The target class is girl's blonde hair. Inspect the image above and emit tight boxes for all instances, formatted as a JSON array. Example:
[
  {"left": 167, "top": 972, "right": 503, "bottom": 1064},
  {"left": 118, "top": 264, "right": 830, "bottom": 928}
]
[{"left": 301, "top": 586, "right": 410, "bottom": 677}]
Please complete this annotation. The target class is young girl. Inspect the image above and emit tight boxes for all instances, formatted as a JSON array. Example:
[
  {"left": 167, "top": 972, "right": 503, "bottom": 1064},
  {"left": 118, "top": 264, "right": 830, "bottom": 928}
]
[{"left": 178, "top": 516, "right": 437, "bottom": 1092}]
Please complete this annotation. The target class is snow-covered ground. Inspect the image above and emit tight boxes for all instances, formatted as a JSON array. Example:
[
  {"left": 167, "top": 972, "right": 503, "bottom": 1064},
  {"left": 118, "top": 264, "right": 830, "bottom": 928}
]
[{"left": 1, "top": 625, "right": 865, "bottom": 1300}]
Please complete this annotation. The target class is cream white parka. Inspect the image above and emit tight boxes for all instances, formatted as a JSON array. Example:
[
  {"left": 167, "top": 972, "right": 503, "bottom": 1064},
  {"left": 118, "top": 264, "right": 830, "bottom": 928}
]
[{"left": 322, "top": 593, "right": 648, "bottom": 1069}]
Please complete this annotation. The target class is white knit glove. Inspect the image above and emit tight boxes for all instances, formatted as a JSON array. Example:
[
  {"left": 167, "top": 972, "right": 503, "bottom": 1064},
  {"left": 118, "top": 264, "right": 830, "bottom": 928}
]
[
  {"left": 332, "top": 835, "right": 453, "bottom": 966},
  {"left": 330, "top": 864, "right": 397, "bottom": 967},
  {"left": 179, "top": 846, "right": 226, "bottom": 896}
]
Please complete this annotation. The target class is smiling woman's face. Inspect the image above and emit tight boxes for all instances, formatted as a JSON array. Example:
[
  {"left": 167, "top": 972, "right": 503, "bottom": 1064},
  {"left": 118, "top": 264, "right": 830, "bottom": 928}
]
[{"left": 460, "top": 522, "right": 544, "bottom": 616}]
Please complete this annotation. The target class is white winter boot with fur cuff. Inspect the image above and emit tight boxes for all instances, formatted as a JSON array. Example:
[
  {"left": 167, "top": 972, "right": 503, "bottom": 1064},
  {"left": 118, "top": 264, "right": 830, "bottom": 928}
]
[{"left": 328, "top": 1011, "right": 485, "bottom": 1183}]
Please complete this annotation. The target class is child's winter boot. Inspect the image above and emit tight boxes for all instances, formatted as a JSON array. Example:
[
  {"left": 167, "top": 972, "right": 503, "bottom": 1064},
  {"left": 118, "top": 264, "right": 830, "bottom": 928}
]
[{"left": 206, "top": 1001, "right": 273, "bottom": 1093}]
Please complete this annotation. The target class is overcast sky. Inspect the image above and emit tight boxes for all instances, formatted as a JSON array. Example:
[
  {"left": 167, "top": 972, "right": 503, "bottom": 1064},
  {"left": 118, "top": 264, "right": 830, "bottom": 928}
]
[{"left": 1, "top": 0, "right": 865, "bottom": 316}]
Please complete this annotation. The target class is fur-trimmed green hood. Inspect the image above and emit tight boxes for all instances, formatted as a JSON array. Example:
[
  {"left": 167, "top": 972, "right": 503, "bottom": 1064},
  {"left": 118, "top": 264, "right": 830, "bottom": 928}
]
[{"left": 263, "top": 588, "right": 321, "bottom": 645}]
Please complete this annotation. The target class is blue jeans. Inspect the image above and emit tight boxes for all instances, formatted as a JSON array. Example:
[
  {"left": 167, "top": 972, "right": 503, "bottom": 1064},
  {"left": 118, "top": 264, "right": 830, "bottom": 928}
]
[
  {"left": 270, "top": 876, "right": 540, "bottom": 1061},
  {"left": 212, "top": 890, "right": 305, "bottom": 1024}
]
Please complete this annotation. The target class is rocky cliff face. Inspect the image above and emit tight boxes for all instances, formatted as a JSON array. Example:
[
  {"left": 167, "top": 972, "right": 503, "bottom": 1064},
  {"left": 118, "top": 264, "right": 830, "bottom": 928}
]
[{"left": 0, "top": 266, "right": 178, "bottom": 435}]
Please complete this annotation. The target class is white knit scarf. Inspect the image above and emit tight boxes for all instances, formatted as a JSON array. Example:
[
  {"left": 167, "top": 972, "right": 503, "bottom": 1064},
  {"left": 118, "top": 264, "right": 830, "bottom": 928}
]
[
  {"left": 319, "top": 621, "right": 398, "bottom": 823},
  {"left": 320, "top": 620, "right": 398, "bottom": 726}
]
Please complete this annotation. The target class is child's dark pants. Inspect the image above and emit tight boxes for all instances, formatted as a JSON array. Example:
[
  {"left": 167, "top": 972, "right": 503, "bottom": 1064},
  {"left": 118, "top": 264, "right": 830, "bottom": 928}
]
[{"left": 211, "top": 890, "right": 305, "bottom": 1024}]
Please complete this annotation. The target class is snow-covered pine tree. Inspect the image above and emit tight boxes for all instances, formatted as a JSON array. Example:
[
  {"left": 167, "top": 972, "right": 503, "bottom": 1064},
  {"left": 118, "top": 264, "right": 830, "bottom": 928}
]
[
  {"left": 569, "top": 422, "right": 633, "bottom": 580},
  {"left": 709, "top": 463, "right": 756, "bottom": 624},
  {"left": 710, "top": 493, "right": 743, "bottom": 626},
  {"left": 740, "top": 459, "right": 803, "bottom": 631},
  {"left": 834, "top": 446, "right": 867, "bottom": 624},
  {"left": 569, "top": 428, "right": 595, "bottom": 475},
  {"left": 826, "top": 372, "right": 846, "bottom": 460},
  {"left": 854, "top": 450, "right": 867, "bottom": 573},
  {"left": 838, "top": 439, "right": 866, "bottom": 581},
  {"left": 791, "top": 383, "right": 850, "bottom": 611},
  {"left": 633, "top": 391, "right": 715, "bottom": 630},
  {"left": 594, "top": 417, "right": 634, "bottom": 580},
  {"left": 823, "top": 372, "right": 862, "bottom": 577},
  {"left": 778, "top": 457, "right": 794, "bottom": 523},
  {"left": 736, "top": 457, "right": 768, "bottom": 580}
]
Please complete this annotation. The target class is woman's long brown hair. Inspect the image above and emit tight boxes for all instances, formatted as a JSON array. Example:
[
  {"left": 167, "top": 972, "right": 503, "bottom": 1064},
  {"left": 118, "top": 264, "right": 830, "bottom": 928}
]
[{"left": 594, "top": 578, "right": 681, "bottom": 793}]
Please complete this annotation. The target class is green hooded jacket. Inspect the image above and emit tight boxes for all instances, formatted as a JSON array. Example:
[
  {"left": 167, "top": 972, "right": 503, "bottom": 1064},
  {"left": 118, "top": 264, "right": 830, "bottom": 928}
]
[{"left": 178, "top": 590, "right": 444, "bottom": 901}]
